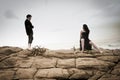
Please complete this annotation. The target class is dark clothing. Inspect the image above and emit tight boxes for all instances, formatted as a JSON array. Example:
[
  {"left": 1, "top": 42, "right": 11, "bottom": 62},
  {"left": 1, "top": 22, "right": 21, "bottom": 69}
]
[
  {"left": 25, "top": 19, "right": 34, "bottom": 35},
  {"left": 28, "top": 34, "right": 33, "bottom": 44},
  {"left": 25, "top": 19, "right": 34, "bottom": 43},
  {"left": 80, "top": 31, "right": 92, "bottom": 50}
]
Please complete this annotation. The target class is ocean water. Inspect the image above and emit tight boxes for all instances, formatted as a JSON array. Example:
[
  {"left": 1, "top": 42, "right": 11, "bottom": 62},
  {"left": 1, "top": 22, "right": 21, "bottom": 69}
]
[
  {"left": 98, "top": 39, "right": 120, "bottom": 49},
  {"left": 89, "top": 23, "right": 120, "bottom": 50}
]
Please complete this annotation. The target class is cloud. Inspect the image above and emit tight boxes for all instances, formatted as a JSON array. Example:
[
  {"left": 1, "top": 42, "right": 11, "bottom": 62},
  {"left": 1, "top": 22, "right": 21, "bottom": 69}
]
[
  {"left": 92, "top": 0, "right": 120, "bottom": 18},
  {"left": 4, "top": 10, "right": 18, "bottom": 19}
]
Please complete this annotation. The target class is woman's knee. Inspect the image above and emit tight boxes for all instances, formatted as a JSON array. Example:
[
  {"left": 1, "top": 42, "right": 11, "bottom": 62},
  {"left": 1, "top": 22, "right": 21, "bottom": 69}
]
[
  {"left": 81, "top": 39, "right": 85, "bottom": 42},
  {"left": 89, "top": 41, "right": 93, "bottom": 44}
]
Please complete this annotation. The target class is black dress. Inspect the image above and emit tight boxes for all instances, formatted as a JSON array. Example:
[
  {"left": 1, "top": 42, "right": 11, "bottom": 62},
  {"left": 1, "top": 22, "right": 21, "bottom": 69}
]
[{"left": 80, "top": 31, "right": 92, "bottom": 50}]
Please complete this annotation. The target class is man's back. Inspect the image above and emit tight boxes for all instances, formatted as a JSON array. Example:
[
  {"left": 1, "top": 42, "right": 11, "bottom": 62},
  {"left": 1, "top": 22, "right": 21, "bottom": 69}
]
[{"left": 25, "top": 19, "right": 33, "bottom": 35}]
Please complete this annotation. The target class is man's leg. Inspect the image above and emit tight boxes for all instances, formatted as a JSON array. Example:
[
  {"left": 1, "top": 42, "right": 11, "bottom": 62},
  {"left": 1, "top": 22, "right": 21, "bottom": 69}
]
[
  {"left": 28, "top": 35, "right": 31, "bottom": 49},
  {"left": 28, "top": 34, "right": 33, "bottom": 49}
]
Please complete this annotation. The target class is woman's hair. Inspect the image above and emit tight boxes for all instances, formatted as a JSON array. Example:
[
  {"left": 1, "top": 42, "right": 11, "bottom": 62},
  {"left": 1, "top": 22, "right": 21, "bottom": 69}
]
[{"left": 83, "top": 24, "right": 90, "bottom": 34}]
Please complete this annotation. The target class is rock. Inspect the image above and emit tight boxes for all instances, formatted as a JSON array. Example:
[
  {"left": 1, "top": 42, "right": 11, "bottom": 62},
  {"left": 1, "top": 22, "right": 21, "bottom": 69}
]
[
  {"left": 32, "top": 57, "right": 56, "bottom": 69},
  {"left": 101, "top": 49, "right": 113, "bottom": 53},
  {"left": 35, "top": 68, "right": 69, "bottom": 79},
  {"left": 16, "top": 57, "right": 34, "bottom": 68},
  {"left": 0, "top": 46, "right": 22, "bottom": 55},
  {"left": 16, "top": 68, "right": 36, "bottom": 79},
  {"left": 17, "top": 79, "right": 34, "bottom": 80},
  {"left": 113, "top": 49, "right": 120, "bottom": 56},
  {"left": 0, "top": 55, "right": 10, "bottom": 62},
  {"left": 114, "top": 62, "right": 120, "bottom": 68},
  {"left": 111, "top": 68, "right": 120, "bottom": 75},
  {"left": 0, "top": 54, "right": 6, "bottom": 59},
  {"left": 0, "top": 57, "right": 18, "bottom": 68},
  {"left": 34, "top": 78, "right": 56, "bottom": 80},
  {"left": 98, "top": 74, "right": 120, "bottom": 80},
  {"left": 0, "top": 46, "right": 120, "bottom": 80},
  {"left": 76, "top": 58, "right": 115, "bottom": 71},
  {"left": 102, "top": 52, "right": 114, "bottom": 56},
  {"left": 45, "top": 50, "right": 75, "bottom": 58},
  {"left": 17, "top": 49, "right": 32, "bottom": 57},
  {"left": 76, "top": 53, "right": 95, "bottom": 58},
  {"left": 88, "top": 71, "right": 105, "bottom": 80},
  {"left": 0, "top": 70, "right": 15, "bottom": 80},
  {"left": 97, "top": 56, "right": 120, "bottom": 63},
  {"left": 68, "top": 68, "right": 91, "bottom": 79},
  {"left": 55, "top": 49, "right": 74, "bottom": 53},
  {"left": 57, "top": 59, "right": 75, "bottom": 68}
]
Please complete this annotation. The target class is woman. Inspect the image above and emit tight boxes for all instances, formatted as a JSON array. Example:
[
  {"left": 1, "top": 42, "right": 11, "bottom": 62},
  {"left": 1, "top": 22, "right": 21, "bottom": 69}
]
[{"left": 80, "top": 24, "right": 102, "bottom": 53}]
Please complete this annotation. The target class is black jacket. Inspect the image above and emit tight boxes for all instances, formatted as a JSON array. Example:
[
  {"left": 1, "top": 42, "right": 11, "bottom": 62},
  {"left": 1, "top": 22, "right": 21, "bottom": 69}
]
[{"left": 24, "top": 19, "right": 34, "bottom": 35}]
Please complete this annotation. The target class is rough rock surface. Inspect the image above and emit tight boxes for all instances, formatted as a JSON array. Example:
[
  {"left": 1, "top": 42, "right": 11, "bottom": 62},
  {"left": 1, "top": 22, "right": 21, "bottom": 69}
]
[{"left": 0, "top": 46, "right": 120, "bottom": 80}]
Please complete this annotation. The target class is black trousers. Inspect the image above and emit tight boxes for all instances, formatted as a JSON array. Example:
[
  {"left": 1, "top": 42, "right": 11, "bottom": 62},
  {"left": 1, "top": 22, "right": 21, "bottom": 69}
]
[{"left": 28, "top": 34, "right": 33, "bottom": 44}]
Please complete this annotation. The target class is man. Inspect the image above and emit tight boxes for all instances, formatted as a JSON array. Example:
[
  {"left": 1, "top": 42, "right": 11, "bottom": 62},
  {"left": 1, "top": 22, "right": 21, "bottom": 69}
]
[{"left": 24, "top": 14, "right": 34, "bottom": 49}]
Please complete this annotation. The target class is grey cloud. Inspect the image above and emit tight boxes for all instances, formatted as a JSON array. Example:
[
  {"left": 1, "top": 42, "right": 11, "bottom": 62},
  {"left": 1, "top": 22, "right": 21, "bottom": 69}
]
[
  {"left": 92, "top": 0, "right": 120, "bottom": 18},
  {"left": 4, "top": 10, "right": 18, "bottom": 19}
]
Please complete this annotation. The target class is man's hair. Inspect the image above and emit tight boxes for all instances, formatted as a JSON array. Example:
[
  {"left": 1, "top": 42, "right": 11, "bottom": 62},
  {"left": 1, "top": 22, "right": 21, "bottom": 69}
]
[{"left": 26, "top": 14, "right": 32, "bottom": 18}]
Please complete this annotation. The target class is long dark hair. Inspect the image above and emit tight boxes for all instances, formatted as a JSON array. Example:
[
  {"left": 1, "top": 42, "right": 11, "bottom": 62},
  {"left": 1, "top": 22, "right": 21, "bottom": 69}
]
[{"left": 83, "top": 24, "right": 90, "bottom": 34}]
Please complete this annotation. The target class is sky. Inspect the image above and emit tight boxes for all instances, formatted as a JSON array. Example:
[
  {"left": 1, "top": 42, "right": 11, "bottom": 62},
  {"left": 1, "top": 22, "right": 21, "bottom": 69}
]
[{"left": 0, "top": 0, "right": 120, "bottom": 49}]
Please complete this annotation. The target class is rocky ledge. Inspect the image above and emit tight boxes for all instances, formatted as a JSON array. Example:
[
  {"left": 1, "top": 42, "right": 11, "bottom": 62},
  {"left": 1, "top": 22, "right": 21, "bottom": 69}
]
[{"left": 0, "top": 46, "right": 120, "bottom": 80}]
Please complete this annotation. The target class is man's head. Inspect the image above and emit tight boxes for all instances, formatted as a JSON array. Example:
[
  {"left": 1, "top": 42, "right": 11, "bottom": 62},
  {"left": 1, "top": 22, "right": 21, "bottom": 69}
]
[{"left": 26, "top": 14, "right": 32, "bottom": 20}]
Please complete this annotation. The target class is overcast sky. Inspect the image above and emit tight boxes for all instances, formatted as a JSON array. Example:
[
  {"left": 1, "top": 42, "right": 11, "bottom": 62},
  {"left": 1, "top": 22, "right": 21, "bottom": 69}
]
[{"left": 0, "top": 0, "right": 120, "bottom": 49}]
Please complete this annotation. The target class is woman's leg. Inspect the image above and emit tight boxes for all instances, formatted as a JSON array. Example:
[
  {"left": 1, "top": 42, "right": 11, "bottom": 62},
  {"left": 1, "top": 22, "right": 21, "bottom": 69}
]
[
  {"left": 89, "top": 41, "right": 102, "bottom": 53},
  {"left": 81, "top": 38, "right": 85, "bottom": 52}
]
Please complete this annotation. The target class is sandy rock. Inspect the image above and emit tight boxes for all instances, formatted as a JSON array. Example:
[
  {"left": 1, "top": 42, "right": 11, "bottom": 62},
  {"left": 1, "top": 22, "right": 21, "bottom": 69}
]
[
  {"left": 54, "top": 49, "right": 74, "bottom": 53},
  {"left": 16, "top": 68, "right": 37, "bottom": 79},
  {"left": 32, "top": 57, "right": 56, "bottom": 69},
  {"left": 18, "top": 79, "right": 34, "bottom": 80},
  {"left": 0, "top": 54, "right": 6, "bottom": 59},
  {"left": 113, "top": 49, "right": 120, "bottom": 56},
  {"left": 88, "top": 71, "right": 105, "bottom": 80},
  {"left": 47, "top": 68, "right": 69, "bottom": 78},
  {"left": 68, "top": 68, "right": 91, "bottom": 79},
  {"left": 34, "top": 78, "right": 56, "bottom": 80},
  {"left": 98, "top": 74, "right": 120, "bottom": 80},
  {"left": 17, "top": 49, "right": 32, "bottom": 57},
  {"left": 0, "top": 70, "right": 15, "bottom": 80},
  {"left": 0, "top": 46, "right": 120, "bottom": 80},
  {"left": 57, "top": 59, "right": 75, "bottom": 68},
  {"left": 0, "top": 57, "right": 18, "bottom": 68},
  {"left": 0, "top": 55, "right": 10, "bottom": 62},
  {"left": 97, "top": 56, "right": 120, "bottom": 63},
  {"left": 76, "top": 53, "right": 95, "bottom": 58},
  {"left": 16, "top": 57, "right": 34, "bottom": 68},
  {"left": 0, "top": 47, "right": 22, "bottom": 55},
  {"left": 45, "top": 50, "right": 75, "bottom": 58},
  {"left": 76, "top": 58, "right": 115, "bottom": 71},
  {"left": 111, "top": 68, "right": 120, "bottom": 75},
  {"left": 101, "top": 49, "right": 113, "bottom": 53},
  {"left": 114, "top": 62, "right": 120, "bottom": 68},
  {"left": 35, "top": 68, "right": 69, "bottom": 79},
  {"left": 101, "top": 52, "right": 114, "bottom": 56}
]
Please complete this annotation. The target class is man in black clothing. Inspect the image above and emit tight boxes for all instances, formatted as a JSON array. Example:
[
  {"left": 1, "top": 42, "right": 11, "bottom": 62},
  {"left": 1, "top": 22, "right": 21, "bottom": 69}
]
[{"left": 24, "top": 14, "right": 34, "bottom": 49}]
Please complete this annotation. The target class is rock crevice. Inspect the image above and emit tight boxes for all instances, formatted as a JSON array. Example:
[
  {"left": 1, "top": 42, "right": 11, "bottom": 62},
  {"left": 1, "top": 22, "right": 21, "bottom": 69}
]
[{"left": 0, "top": 47, "right": 120, "bottom": 80}]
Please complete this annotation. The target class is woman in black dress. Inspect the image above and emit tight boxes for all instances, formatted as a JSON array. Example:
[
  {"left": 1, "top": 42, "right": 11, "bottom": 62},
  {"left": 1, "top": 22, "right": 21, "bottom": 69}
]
[{"left": 80, "top": 24, "right": 102, "bottom": 53}]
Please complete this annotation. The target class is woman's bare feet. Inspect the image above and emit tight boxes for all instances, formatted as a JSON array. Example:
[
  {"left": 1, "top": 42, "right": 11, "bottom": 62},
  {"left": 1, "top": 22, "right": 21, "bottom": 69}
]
[
  {"left": 100, "top": 50, "right": 103, "bottom": 53},
  {"left": 81, "top": 50, "right": 84, "bottom": 53}
]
